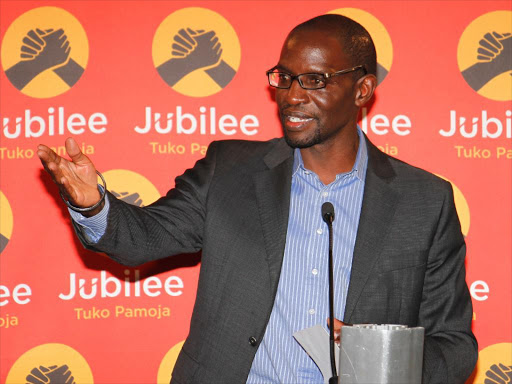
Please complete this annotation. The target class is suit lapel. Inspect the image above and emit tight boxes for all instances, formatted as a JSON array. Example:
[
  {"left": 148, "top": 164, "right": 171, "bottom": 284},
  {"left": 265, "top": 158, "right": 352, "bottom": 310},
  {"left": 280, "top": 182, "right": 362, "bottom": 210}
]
[
  {"left": 250, "top": 137, "right": 401, "bottom": 319},
  {"left": 344, "top": 137, "right": 401, "bottom": 322},
  {"left": 253, "top": 139, "right": 294, "bottom": 294}
]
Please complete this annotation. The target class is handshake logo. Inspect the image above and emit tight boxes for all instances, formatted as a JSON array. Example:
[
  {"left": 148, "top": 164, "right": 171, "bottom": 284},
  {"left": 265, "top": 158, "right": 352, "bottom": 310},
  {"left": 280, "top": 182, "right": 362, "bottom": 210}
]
[
  {"left": 461, "top": 31, "right": 511, "bottom": 92},
  {"left": 26, "top": 364, "right": 75, "bottom": 384},
  {"left": 458, "top": 11, "right": 512, "bottom": 101},
  {"left": 157, "top": 28, "right": 236, "bottom": 89},
  {"left": 0, "top": 191, "right": 14, "bottom": 254},
  {"left": 5, "top": 28, "right": 84, "bottom": 91},
  {"left": 5, "top": 343, "right": 93, "bottom": 384},
  {"left": 103, "top": 169, "right": 161, "bottom": 208},
  {"left": 1, "top": 7, "right": 88, "bottom": 98},
  {"left": 473, "top": 343, "right": 512, "bottom": 384},
  {"left": 111, "top": 190, "right": 144, "bottom": 207},
  {"left": 152, "top": 8, "right": 241, "bottom": 97},
  {"left": 484, "top": 363, "right": 512, "bottom": 384}
]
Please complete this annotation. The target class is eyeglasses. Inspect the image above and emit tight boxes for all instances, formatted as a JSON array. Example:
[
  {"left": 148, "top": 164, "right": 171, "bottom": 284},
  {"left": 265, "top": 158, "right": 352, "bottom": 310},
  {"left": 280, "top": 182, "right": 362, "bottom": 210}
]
[{"left": 266, "top": 65, "right": 367, "bottom": 90}]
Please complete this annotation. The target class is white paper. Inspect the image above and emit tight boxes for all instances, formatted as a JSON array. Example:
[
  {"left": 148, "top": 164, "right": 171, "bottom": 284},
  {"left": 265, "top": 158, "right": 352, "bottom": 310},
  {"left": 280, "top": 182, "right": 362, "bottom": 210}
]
[{"left": 293, "top": 324, "right": 340, "bottom": 384}]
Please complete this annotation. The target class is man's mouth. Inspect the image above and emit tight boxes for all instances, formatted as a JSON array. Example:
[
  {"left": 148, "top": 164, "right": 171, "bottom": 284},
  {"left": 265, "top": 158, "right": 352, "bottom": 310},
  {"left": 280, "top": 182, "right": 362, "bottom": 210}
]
[
  {"left": 288, "top": 116, "right": 313, "bottom": 123},
  {"left": 282, "top": 112, "right": 314, "bottom": 129}
]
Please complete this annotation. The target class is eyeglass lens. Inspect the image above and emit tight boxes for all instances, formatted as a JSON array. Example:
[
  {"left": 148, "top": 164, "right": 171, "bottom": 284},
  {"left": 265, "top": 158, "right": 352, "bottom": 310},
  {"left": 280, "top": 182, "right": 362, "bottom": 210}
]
[{"left": 268, "top": 71, "right": 326, "bottom": 89}]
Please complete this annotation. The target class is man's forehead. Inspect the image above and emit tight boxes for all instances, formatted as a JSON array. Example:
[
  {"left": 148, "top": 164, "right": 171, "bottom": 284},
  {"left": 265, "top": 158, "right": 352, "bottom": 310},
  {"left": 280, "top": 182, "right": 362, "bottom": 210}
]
[
  {"left": 278, "top": 30, "right": 348, "bottom": 71},
  {"left": 284, "top": 28, "right": 343, "bottom": 49}
]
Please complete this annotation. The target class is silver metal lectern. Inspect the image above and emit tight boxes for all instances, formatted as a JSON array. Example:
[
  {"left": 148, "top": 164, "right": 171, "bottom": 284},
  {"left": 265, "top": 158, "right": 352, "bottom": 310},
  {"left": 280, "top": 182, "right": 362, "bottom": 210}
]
[{"left": 338, "top": 324, "right": 424, "bottom": 384}]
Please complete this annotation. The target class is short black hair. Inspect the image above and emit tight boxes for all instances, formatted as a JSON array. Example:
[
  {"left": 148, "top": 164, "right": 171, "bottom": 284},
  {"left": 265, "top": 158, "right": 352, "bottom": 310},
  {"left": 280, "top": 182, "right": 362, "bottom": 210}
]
[{"left": 290, "top": 14, "right": 377, "bottom": 77}]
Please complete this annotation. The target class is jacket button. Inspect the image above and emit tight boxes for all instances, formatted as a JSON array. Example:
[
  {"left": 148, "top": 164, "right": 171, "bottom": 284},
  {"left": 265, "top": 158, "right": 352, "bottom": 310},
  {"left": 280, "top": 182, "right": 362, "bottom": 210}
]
[{"left": 249, "top": 336, "right": 257, "bottom": 346}]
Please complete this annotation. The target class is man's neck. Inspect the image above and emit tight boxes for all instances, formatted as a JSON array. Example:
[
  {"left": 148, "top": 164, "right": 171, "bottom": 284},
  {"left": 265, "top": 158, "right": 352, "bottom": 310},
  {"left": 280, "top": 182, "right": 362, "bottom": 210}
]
[{"left": 299, "top": 130, "right": 360, "bottom": 185}]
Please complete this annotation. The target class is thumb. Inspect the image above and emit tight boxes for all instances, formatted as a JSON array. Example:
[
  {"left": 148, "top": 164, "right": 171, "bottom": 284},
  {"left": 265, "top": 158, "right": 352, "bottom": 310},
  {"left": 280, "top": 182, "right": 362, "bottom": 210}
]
[
  {"left": 65, "top": 138, "right": 91, "bottom": 166},
  {"left": 202, "top": 30, "right": 216, "bottom": 39}
]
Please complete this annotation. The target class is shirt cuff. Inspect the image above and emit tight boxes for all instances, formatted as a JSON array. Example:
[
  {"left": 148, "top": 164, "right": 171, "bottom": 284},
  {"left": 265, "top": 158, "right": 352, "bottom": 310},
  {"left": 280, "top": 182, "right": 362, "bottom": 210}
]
[{"left": 68, "top": 190, "right": 109, "bottom": 243}]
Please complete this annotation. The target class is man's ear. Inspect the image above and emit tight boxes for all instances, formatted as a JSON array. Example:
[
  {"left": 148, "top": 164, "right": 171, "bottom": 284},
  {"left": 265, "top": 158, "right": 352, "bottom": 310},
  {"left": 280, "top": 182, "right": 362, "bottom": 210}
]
[{"left": 354, "top": 74, "right": 377, "bottom": 107}]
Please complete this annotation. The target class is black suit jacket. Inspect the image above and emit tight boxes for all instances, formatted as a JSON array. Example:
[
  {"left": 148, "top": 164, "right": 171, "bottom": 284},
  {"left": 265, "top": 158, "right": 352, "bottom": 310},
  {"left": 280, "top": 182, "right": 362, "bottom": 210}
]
[{"left": 75, "top": 136, "right": 477, "bottom": 384}]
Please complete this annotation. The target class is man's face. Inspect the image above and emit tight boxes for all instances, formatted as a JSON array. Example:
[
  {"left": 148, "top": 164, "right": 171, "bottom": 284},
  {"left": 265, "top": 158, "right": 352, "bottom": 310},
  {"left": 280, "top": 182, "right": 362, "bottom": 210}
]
[{"left": 275, "top": 29, "right": 360, "bottom": 149}]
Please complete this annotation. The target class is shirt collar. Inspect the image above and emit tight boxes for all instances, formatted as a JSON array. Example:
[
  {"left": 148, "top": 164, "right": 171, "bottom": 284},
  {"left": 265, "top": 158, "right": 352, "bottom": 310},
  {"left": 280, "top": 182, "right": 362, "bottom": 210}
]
[{"left": 292, "top": 126, "right": 368, "bottom": 182}]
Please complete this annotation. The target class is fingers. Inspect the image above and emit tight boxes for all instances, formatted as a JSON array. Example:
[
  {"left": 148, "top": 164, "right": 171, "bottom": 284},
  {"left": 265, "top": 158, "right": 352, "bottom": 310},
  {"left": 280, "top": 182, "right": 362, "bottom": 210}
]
[
  {"left": 52, "top": 28, "right": 66, "bottom": 39},
  {"left": 175, "top": 29, "right": 194, "bottom": 49},
  {"left": 327, "top": 318, "right": 347, "bottom": 344},
  {"left": 477, "top": 31, "right": 511, "bottom": 62},
  {"left": 35, "top": 28, "right": 54, "bottom": 36},
  {"left": 38, "top": 138, "right": 95, "bottom": 176},
  {"left": 59, "top": 173, "right": 77, "bottom": 201},
  {"left": 27, "top": 29, "right": 45, "bottom": 46},
  {"left": 171, "top": 28, "right": 222, "bottom": 65},
  {"left": 37, "top": 145, "right": 69, "bottom": 196},
  {"left": 178, "top": 28, "right": 195, "bottom": 46},
  {"left": 483, "top": 32, "right": 501, "bottom": 50},
  {"left": 20, "top": 44, "right": 39, "bottom": 58},
  {"left": 38, "top": 139, "right": 101, "bottom": 208},
  {"left": 172, "top": 42, "right": 188, "bottom": 54},
  {"left": 479, "top": 38, "right": 499, "bottom": 54},
  {"left": 37, "top": 143, "right": 61, "bottom": 169},
  {"left": 64, "top": 137, "right": 90, "bottom": 166},
  {"left": 22, "top": 35, "right": 42, "bottom": 51},
  {"left": 172, "top": 29, "right": 196, "bottom": 58},
  {"left": 202, "top": 30, "right": 216, "bottom": 40},
  {"left": 37, "top": 143, "right": 72, "bottom": 190},
  {"left": 21, "top": 29, "right": 44, "bottom": 60}
]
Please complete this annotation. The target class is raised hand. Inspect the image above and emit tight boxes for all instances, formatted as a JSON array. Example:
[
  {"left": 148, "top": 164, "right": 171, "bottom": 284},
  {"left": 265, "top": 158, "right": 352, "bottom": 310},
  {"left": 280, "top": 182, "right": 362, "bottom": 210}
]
[{"left": 37, "top": 138, "right": 103, "bottom": 216}]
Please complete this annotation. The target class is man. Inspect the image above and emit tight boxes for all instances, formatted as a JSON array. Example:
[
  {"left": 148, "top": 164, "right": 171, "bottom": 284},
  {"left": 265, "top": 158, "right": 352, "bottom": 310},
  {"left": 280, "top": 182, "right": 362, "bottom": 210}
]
[{"left": 38, "top": 14, "right": 477, "bottom": 384}]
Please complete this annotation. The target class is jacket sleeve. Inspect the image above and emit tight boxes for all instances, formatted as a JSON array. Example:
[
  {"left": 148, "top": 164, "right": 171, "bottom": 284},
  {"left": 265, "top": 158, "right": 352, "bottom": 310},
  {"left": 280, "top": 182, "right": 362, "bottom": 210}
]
[
  {"left": 420, "top": 183, "right": 477, "bottom": 383},
  {"left": 73, "top": 141, "right": 219, "bottom": 266}
]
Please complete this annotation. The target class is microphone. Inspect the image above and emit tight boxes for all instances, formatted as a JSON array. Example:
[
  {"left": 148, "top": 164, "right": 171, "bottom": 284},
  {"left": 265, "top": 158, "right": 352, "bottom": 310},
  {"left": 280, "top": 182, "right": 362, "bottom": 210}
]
[
  {"left": 322, "top": 202, "right": 335, "bottom": 224},
  {"left": 321, "top": 202, "right": 338, "bottom": 384}
]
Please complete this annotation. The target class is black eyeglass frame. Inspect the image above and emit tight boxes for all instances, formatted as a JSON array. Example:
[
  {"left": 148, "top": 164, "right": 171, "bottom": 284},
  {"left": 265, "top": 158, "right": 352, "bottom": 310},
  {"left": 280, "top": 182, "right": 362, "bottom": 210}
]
[{"left": 266, "top": 64, "right": 367, "bottom": 90}]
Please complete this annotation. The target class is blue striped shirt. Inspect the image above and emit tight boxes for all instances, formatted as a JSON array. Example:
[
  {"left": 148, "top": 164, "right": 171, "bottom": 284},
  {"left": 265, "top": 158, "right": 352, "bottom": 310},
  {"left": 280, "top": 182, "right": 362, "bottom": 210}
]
[
  {"left": 68, "top": 186, "right": 110, "bottom": 241},
  {"left": 70, "top": 130, "right": 368, "bottom": 383},
  {"left": 247, "top": 129, "right": 368, "bottom": 383}
]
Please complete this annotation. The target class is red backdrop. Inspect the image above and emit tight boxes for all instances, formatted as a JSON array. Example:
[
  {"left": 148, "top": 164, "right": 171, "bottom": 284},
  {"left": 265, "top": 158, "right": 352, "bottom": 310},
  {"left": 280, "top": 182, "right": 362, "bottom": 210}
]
[{"left": 1, "top": 1, "right": 510, "bottom": 383}]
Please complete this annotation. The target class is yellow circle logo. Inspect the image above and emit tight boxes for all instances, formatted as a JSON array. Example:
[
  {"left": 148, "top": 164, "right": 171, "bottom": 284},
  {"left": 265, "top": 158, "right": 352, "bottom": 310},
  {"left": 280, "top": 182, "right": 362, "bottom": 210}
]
[
  {"left": 0, "top": 191, "right": 14, "bottom": 253},
  {"left": 1, "top": 6, "right": 88, "bottom": 98},
  {"left": 437, "top": 175, "right": 470, "bottom": 237},
  {"left": 472, "top": 343, "right": 512, "bottom": 383},
  {"left": 102, "top": 170, "right": 160, "bottom": 207},
  {"left": 152, "top": 7, "right": 241, "bottom": 97},
  {"left": 5, "top": 343, "right": 94, "bottom": 384},
  {"left": 328, "top": 8, "right": 393, "bottom": 85},
  {"left": 458, "top": 11, "right": 512, "bottom": 101},
  {"left": 157, "top": 340, "right": 184, "bottom": 383}
]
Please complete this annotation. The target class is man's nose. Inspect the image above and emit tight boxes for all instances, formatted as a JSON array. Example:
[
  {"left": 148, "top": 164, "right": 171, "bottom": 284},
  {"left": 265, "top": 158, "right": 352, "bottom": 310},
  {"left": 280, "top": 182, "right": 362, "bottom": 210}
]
[{"left": 284, "top": 78, "right": 309, "bottom": 105}]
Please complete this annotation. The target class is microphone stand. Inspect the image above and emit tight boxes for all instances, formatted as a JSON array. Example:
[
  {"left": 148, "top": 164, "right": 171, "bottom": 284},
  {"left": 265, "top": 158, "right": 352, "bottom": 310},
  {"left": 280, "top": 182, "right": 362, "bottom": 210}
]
[{"left": 322, "top": 202, "right": 338, "bottom": 384}]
